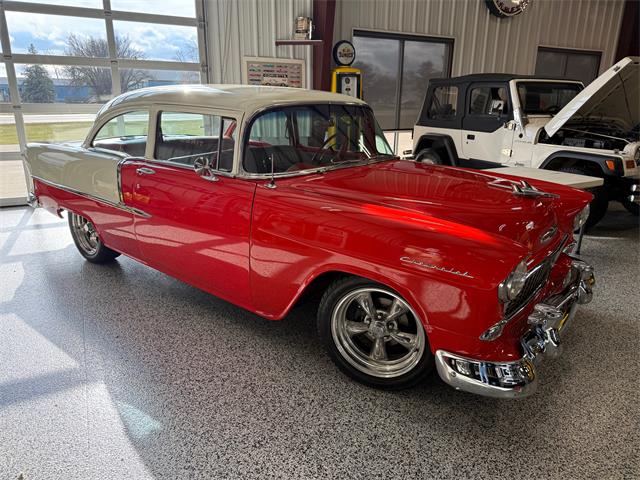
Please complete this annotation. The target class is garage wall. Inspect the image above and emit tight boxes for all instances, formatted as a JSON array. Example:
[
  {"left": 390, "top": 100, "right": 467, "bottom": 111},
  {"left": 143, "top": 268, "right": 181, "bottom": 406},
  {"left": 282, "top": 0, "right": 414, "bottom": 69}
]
[
  {"left": 206, "top": 0, "right": 313, "bottom": 87},
  {"left": 334, "top": 0, "right": 626, "bottom": 76}
]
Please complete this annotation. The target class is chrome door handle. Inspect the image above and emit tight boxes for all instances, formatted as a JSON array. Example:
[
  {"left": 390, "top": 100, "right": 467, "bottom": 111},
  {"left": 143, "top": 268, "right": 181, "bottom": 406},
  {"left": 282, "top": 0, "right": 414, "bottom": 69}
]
[{"left": 136, "top": 167, "right": 155, "bottom": 176}]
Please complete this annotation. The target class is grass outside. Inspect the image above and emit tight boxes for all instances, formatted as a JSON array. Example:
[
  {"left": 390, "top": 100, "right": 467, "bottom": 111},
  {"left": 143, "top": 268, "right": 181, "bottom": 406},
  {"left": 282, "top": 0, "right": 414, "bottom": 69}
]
[{"left": 0, "top": 119, "right": 210, "bottom": 145}]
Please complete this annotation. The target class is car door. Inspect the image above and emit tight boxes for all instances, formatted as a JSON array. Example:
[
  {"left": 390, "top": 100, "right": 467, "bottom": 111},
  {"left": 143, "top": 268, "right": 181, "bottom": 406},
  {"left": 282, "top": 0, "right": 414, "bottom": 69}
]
[
  {"left": 120, "top": 107, "right": 256, "bottom": 308},
  {"left": 461, "top": 83, "right": 515, "bottom": 164}
]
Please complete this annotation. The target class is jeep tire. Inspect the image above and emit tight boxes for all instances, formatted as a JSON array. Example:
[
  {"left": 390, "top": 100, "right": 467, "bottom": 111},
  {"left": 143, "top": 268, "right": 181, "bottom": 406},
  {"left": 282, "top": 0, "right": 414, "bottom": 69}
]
[
  {"left": 621, "top": 197, "right": 639, "bottom": 216},
  {"left": 559, "top": 166, "right": 608, "bottom": 228},
  {"left": 415, "top": 148, "right": 443, "bottom": 165}
]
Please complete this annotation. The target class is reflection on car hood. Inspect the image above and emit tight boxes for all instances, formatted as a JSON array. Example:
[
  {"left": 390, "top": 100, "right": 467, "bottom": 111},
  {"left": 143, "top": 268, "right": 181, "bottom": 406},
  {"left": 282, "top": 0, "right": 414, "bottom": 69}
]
[
  {"left": 544, "top": 56, "right": 639, "bottom": 137},
  {"left": 293, "top": 160, "right": 586, "bottom": 252}
]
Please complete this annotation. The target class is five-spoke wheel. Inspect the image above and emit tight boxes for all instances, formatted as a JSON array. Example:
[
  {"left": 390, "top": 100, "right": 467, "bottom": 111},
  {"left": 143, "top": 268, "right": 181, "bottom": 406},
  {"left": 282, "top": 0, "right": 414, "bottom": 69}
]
[
  {"left": 68, "top": 212, "right": 120, "bottom": 263},
  {"left": 318, "top": 277, "right": 433, "bottom": 389}
]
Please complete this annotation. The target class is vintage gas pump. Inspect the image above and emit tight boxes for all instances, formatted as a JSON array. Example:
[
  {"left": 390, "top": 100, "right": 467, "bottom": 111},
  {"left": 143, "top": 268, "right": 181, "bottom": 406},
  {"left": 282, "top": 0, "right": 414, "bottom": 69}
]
[{"left": 330, "top": 41, "right": 362, "bottom": 99}]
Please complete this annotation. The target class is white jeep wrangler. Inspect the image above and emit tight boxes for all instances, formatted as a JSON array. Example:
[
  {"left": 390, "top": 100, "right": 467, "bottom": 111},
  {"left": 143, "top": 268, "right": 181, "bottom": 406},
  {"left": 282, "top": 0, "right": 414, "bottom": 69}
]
[{"left": 412, "top": 56, "right": 639, "bottom": 227}]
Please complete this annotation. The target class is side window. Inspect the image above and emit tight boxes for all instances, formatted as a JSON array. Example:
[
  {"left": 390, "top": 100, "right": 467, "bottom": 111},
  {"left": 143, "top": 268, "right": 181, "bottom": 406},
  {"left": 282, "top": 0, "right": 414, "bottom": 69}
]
[
  {"left": 155, "top": 111, "right": 237, "bottom": 172},
  {"left": 469, "top": 86, "right": 509, "bottom": 116},
  {"left": 92, "top": 110, "right": 149, "bottom": 157},
  {"left": 427, "top": 86, "right": 458, "bottom": 119}
]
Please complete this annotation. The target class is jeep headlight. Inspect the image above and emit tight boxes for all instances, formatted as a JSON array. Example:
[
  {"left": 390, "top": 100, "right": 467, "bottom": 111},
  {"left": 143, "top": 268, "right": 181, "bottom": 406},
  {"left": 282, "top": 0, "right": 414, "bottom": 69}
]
[
  {"left": 498, "top": 259, "right": 528, "bottom": 302},
  {"left": 573, "top": 204, "right": 590, "bottom": 230}
]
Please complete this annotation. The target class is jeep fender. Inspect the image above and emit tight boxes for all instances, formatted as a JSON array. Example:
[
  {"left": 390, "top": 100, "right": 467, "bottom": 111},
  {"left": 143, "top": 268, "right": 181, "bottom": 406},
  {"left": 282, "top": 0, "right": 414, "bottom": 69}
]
[
  {"left": 540, "top": 151, "right": 623, "bottom": 177},
  {"left": 414, "top": 134, "right": 459, "bottom": 166}
]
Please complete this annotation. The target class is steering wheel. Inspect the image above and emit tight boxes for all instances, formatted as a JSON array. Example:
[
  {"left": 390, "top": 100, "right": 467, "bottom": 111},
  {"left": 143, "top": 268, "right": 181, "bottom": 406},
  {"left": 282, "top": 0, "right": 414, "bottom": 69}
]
[{"left": 310, "top": 133, "right": 340, "bottom": 165}]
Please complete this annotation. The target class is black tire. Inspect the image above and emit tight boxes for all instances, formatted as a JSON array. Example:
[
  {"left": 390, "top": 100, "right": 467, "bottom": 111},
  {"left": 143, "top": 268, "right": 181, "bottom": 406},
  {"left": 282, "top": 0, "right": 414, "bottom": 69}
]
[
  {"left": 317, "top": 276, "right": 434, "bottom": 390},
  {"left": 68, "top": 212, "right": 120, "bottom": 264},
  {"left": 558, "top": 166, "right": 608, "bottom": 228},
  {"left": 415, "top": 148, "right": 444, "bottom": 165},
  {"left": 621, "top": 197, "right": 639, "bottom": 216}
]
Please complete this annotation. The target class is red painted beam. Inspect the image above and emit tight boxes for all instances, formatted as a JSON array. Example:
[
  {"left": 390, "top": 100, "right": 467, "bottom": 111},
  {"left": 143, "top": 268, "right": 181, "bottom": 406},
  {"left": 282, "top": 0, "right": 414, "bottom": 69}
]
[{"left": 312, "top": 0, "right": 336, "bottom": 91}]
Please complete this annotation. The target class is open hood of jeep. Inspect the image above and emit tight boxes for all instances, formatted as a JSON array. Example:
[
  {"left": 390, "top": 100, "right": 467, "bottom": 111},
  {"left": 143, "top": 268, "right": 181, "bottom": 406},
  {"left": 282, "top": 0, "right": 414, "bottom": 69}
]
[{"left": 544, "top": 56, "right": 639, "bottom": 137}]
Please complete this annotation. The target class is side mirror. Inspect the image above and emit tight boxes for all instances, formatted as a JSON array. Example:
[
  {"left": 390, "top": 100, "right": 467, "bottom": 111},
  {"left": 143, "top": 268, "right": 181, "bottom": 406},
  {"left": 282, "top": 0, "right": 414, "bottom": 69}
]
[{"left": 194, "top": 155, "right": 219, "bottom": 182}]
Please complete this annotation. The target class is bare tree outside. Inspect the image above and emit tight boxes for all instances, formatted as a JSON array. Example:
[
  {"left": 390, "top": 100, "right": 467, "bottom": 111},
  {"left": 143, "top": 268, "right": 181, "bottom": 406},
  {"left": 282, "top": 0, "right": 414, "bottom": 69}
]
[{"left": 63, "top": 34, "right": 153, "bottom": 100}]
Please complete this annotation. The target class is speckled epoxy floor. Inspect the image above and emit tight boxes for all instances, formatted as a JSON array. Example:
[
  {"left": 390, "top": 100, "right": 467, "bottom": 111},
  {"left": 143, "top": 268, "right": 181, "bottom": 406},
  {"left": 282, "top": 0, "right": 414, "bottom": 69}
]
[{"left": 0, "top": 204, "right": 638, "bottom": 480}]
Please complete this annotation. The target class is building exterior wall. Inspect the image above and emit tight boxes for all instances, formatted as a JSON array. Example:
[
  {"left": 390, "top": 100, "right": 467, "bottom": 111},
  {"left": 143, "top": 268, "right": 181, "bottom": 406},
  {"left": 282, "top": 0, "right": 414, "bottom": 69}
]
[
  {"left": 206, "top": 0, "right": 314, "bottom": 87},
  {"left": 333, "top": 0, "right": 626, "bottom": 76}
]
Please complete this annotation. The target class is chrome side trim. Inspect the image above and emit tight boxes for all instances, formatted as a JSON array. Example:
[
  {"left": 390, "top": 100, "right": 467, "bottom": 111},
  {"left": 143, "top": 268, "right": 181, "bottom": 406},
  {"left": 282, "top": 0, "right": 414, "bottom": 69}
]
[{"left": 32, "top": 175, "right": 151, "bottom": 218}]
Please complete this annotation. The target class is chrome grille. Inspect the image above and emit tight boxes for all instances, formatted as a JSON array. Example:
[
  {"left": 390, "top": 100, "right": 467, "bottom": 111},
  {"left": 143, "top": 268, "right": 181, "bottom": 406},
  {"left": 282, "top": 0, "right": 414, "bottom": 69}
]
[{"left": 503, "top": 236, "right": 567, "bottom": 319}]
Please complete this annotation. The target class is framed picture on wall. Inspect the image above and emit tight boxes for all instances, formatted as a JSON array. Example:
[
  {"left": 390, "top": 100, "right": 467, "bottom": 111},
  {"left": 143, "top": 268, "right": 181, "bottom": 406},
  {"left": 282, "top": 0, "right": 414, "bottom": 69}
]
[{"left": 242, "top": 56, "right": 306, "bottom": 88}]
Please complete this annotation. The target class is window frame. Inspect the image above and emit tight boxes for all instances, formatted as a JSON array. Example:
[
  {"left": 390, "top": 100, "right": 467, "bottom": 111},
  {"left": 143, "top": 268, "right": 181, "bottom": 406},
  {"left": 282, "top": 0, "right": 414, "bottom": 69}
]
[
  {"left": 535, "top": 46, "right": 602, "bottom": 84},
  {"left": 87, "top": 108, "right": 150, "bottom": 157},
  {"left": 148, "top": 105, "right": 242, "bottom": 175},
  {"left": 351, "top": 29, "right": 455, "bottom": 131}
]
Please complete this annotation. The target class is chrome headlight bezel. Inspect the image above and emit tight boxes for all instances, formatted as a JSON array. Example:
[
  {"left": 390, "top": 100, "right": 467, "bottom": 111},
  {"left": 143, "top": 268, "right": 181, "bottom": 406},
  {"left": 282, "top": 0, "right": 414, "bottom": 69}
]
[
  {"left": 498, "top": 259, "right": 528, "bottom": 303},
  {"left": 573, "top": 204, "right": 590, "bottom": 231}
]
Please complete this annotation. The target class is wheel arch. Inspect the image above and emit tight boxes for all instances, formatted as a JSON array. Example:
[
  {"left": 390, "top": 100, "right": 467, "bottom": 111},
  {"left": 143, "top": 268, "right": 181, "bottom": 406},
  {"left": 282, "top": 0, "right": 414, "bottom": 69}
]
[
  {"left": 414, "top": 134, "right": 459, "bottom": 166},
  {"left": 540, "top": 151, "right": 622, "bottom": 177}
]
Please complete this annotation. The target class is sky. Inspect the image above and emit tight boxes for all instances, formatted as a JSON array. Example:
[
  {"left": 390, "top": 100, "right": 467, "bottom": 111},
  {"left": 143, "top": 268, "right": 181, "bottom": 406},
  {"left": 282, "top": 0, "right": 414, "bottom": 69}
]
[{"left": 2, "top": 1, "right": 198, "bottom": 79}]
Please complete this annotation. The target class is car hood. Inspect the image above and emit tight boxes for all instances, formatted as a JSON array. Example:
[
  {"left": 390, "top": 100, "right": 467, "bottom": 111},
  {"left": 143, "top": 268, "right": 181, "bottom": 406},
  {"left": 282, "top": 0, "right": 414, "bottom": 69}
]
[
  {"left": 544, "top": 56, "right": 639, "bottom": 137},
  {"left": 293, "top": 160, "right": 577, "bottom": 253}
]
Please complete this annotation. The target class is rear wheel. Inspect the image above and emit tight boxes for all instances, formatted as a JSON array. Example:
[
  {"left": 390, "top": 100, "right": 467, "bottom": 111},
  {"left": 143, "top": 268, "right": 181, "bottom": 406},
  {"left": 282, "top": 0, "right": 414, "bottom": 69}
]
[
  {"left": 68, "top": 212, "right": 120, "bottom": 263},
  {"left": 415, "top": 148, "right": 443, "bottom": 165},
  {"left": 559, "top": 166, "right": 608, "bottom": 228},
  {"left": 318, "top": 276, "right": 433, "bottom": 389}
]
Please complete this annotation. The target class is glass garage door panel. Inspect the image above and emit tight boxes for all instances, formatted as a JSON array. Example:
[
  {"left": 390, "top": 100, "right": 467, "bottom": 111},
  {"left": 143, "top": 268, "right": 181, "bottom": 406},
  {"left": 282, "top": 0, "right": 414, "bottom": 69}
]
[
  {"left": 399, "top": 41, "right": 448, "bottom": 130},
  {"left": 352, "top": 36, "right": 400, "bottom": 130},
  {"left": 565, "top": 54, "right": 600, "bottom": 85}
]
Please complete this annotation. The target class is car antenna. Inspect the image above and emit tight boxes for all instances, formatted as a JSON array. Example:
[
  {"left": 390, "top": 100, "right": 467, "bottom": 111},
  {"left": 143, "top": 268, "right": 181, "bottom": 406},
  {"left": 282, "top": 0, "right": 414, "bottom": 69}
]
[{"left": 266, "top": 153, "right": 277, "bottom": 189}]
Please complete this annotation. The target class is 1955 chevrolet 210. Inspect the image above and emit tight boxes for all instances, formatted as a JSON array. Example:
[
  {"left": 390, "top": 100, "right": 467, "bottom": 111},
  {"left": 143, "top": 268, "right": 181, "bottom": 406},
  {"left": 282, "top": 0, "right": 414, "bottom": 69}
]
[{"left": 24, "top": 85, "right": 596, "bottom": 398}]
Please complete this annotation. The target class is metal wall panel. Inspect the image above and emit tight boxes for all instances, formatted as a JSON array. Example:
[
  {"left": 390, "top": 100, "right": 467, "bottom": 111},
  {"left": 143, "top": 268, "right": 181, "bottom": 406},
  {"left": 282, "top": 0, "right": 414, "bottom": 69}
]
[
  {"left": 334, "top": 0, "right": 626, "bottom": 77},
  {"left": 206, "top": 0, "right": 313, "bottom": 87}
]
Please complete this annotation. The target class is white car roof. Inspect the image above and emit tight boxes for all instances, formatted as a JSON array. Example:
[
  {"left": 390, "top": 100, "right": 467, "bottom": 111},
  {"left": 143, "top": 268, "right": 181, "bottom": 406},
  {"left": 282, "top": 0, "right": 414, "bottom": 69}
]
[{"left": 97, "top": 84, "right": 367, "bottom": 119}]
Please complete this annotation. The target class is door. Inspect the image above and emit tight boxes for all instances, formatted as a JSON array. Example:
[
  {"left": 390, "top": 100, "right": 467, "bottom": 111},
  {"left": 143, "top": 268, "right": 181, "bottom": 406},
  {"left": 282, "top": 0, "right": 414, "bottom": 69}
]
[
  {"left": 461, "top": 83, "right": 515, "bottom": 164},
  {"left": 120, "top": 110, "right": 256, "bottom": 308}
]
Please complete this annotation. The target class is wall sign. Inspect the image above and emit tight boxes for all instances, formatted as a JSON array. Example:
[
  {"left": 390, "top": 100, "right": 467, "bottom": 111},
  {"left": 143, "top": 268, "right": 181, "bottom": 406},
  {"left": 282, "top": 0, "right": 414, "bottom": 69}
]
[
  {"left": 485, "top": 0, "right": 531, "bottom": 18},
  {"left": 242, "top": 57, "right": 305, "bottom": 88},
  {"left": 333, "top": 40, "right": 356, "bottom": 66}
]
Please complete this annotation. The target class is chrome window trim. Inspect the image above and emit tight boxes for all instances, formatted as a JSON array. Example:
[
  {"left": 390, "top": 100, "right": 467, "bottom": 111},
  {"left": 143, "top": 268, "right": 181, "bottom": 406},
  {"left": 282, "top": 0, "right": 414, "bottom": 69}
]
[{"left": 32, "top": 175, "right": 151, "bottom": 219}]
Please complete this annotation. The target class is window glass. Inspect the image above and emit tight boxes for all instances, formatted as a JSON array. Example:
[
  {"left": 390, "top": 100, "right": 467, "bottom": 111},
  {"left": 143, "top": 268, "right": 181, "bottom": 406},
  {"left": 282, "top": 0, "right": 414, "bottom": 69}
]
[
  {"left": 352, "top": 36, "right": 400, "bottom": 130},
  {"left": 113, "top": 21, "right": 199, "bottom": 62},
  {"left": 16, "top": 64, "right": 112, "bottom": 104},
  {"left": 121, "top": 70, "right": 200, "bottom": 93},
  {"left": 427, "top": 86, "right": 458, "bottom": 119},
  {"left": 399, "top": 41, "right": 449, "bottom": 128},
  {"left": 535, "top": 48, "right": 600, "bottom": 85},
  {"left": 92, "top": 110, "right": 148, "bottom": 157},
  {"left": 244, "top": 105, "right": 393, "bottom": 174},
  {"left": 111, "top": 0, "right": 196, "bottom": 18},
  {"left": 24, "top": 113, "right": 95, "bottom": 144},
  {"left": 16, "top": 1, "right": 101, "bottom": 6},
  {"left": 156, "top": 112, "right": 236, "bottom": 172},
  {"left": 6, "top": 12, "right": 107, "bottom": 56},
  {"left": 516, "top": 82, "right": 582, "bottom": 115},
  {"left": 469, "top": 86, "right": 509, "bottom": 116}
]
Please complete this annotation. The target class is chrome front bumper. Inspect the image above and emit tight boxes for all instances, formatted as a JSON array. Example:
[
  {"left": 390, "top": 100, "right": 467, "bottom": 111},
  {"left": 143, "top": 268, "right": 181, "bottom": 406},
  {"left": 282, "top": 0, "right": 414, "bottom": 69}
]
[{"left": 435, "top": 257, "right": 595, "bottom": 399}]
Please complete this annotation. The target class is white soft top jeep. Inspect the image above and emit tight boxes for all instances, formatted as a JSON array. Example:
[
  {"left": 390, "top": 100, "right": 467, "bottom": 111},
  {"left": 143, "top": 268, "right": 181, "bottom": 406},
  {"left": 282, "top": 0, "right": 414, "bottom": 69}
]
[{"left": 412, "top": 56, "right": 639, "bottom": 227}]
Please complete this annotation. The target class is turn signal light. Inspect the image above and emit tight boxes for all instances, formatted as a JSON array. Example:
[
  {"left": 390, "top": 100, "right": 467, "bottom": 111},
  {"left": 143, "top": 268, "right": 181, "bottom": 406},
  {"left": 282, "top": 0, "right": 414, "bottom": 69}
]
[
  {"left": 605, "top": 159, "right": 616, "bottom": 171},
  {"left": 626, "top": 159, "right": 636, "bottom": 169}
]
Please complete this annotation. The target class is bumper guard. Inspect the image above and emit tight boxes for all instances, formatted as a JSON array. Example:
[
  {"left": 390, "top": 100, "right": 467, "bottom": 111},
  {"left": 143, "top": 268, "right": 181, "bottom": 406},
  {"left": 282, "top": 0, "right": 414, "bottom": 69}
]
[{"left": 435, "top": 257, "right": 595, "bottom": 399}]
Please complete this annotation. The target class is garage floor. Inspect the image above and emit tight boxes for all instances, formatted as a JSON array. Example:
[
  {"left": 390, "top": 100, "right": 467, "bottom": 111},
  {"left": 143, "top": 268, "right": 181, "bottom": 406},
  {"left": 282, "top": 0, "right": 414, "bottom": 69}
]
[{"left": 0, "top": 205, "right": 638, "bottom": 480}]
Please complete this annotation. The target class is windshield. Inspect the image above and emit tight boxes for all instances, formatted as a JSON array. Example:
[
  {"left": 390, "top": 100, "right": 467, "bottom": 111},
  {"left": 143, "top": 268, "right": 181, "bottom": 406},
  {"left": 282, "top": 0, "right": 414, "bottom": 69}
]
[
  {"left": 517, "top": 82, "right": 583, "bottom": 115},
  {"left": 243, "top": 104, "right": 394, "bottom": 175}
]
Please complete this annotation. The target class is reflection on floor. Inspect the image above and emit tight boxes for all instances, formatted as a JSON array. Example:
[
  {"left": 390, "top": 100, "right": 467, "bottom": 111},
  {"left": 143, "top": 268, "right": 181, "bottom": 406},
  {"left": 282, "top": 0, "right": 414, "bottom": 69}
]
[
  {"left": 0, "top": 205, "right": 638, "bottom": 479},
  {"left": 0, "top": 161, "right": 28, "bottom": 206}
]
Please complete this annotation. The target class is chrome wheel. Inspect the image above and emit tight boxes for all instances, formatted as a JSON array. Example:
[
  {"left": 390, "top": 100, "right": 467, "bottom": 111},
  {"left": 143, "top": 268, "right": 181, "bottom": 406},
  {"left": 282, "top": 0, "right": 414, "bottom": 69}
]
[
  {"left": 70, "top": 213, "right": 100, "bottom": 255},
  {"left": 331, "top": 287, "right": 426, "bottom": 378}
]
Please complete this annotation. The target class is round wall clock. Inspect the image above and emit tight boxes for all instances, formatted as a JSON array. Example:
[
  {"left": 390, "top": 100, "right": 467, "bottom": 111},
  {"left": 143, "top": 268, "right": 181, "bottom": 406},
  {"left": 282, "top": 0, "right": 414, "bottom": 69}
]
[{"left": 485, "top": 0, "right": 531, "bottom": 18}]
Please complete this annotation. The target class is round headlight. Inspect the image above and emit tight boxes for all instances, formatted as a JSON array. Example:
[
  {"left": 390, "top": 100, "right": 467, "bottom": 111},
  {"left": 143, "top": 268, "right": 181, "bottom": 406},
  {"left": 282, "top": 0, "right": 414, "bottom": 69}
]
[
  {"left": 573, "top": 204, "right": 590, "bottom": 231},
  {"left": 499, "top": 259, "right": 528, "bottom": 302}
]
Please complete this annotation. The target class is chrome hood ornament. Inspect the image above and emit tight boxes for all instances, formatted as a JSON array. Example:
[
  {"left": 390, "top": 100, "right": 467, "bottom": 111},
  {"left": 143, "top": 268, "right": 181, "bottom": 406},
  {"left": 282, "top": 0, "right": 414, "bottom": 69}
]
[{"left": 510, "top": 180, "right": 559, "bottom": 199}]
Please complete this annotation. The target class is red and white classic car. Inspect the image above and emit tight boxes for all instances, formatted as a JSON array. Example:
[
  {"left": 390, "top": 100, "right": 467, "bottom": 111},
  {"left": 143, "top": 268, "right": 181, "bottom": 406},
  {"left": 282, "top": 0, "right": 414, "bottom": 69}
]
[{"left": 24, "top": 85, "right": 595, "bottom": 398}]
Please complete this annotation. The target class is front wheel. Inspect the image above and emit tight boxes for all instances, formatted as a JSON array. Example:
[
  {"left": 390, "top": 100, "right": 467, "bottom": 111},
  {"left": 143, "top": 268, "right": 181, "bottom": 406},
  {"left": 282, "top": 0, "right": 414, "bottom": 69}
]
[
  {"left": 68, "top": 212, "right": 120, "bottom": 263},
  {"left": 318, "top": 277, "right": 433, "bottom": 389},
  {"left": 621, "top": 197, "right": 639, "bottom": 216},
  {"left": 559, "top": 166, "right": 608, "bottom": 228}
]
